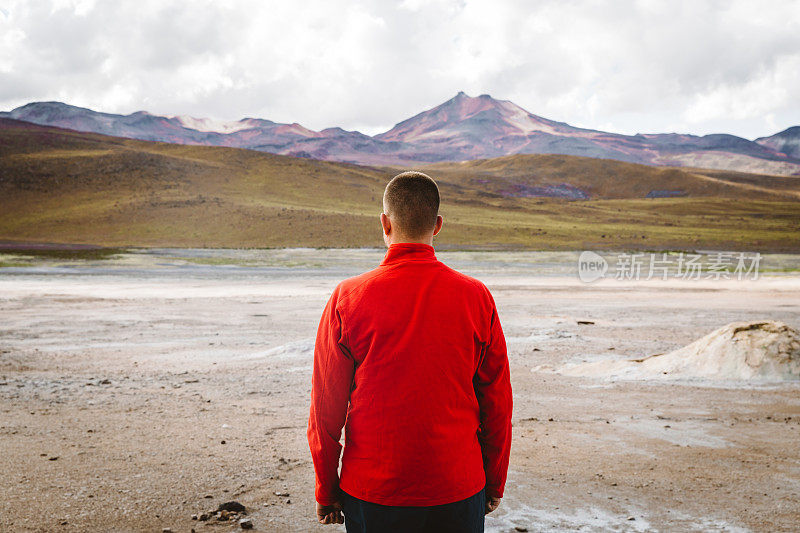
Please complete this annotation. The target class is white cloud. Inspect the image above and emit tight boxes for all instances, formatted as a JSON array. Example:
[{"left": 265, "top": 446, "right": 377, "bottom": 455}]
[{"left": 0, "top": 0, "right": 799, "bottom": 138}]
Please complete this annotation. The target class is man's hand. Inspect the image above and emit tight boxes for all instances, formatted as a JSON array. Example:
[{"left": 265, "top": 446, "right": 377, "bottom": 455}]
[
  {"left": 316, "top": 501, "right": 344, "bottom": 524},
  {"left": 485, "top": 496, "right": 501, "bottom": 515}
]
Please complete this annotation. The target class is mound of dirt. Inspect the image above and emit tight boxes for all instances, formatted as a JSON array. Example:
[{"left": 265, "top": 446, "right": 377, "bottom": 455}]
[{"left": 561, "top": 321, "right": 800, "bottom": 381}]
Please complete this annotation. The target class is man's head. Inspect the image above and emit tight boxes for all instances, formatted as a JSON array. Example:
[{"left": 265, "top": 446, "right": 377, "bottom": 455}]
[{"left": 381, "top": 171, "right": 443, "bottom": 246}]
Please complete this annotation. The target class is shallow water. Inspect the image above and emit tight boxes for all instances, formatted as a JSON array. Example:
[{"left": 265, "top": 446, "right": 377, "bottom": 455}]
[{"left": 1, "top": 247, "right": 799, "bottom": 279}]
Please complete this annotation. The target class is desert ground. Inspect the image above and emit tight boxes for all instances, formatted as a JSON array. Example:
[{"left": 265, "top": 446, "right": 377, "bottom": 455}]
[{"left": 1, "top": 248, "right": 799, "bottom": 532}]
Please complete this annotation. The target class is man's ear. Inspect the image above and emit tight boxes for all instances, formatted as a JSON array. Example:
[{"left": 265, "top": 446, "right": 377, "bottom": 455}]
[
  {"left": 432, "top": 215, "right": 443, "bottom": 236},
  {"left": 380, "top": 213, "right": 392, "bottom": 236}
]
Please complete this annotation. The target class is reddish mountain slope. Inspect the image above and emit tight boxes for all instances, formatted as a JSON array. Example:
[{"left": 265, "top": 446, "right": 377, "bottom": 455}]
[{"left": 3, "top": 94, "right": 799, "bottom": 175}]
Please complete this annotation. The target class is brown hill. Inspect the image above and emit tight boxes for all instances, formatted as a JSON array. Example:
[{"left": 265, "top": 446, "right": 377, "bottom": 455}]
[
  {"left": 1, "top": 118, "right": 799, "bottom": 251},
  {"left": 427, "top": 154, "right": 800, "bottom": 200}
]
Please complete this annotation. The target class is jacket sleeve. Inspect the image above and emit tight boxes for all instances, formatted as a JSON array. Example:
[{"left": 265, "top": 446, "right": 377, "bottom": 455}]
[
  {"left": 475, "top": 290, "right": 513, "bottom": 499},
  {"left": 307, "top": 286, "right": 355, "bottom": 505}
]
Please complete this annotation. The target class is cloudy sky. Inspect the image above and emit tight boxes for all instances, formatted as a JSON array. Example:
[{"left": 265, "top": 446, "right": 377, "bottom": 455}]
[{"left": 1, "top": 0, "right": 799, "bottom": 139}]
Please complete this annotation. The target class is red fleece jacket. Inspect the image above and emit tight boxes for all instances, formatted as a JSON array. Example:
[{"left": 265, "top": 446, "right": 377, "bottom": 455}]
[{"left": 307, "top": 242, "right": 513, "bottom": 506}]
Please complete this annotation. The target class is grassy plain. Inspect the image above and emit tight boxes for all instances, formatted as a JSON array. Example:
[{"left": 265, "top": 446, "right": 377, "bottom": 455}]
[{"left": 1, "top": 119, "right": 799, "bottom": 251}]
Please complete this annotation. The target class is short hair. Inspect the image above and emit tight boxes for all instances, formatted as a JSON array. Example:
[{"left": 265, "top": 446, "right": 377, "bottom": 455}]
[{"left": 383, "top": 171, "right": 440, "bottom": 239}]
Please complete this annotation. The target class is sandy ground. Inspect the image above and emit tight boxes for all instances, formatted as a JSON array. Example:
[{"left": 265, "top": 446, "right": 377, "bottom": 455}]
[{"left": 1, "top": 249, "right": 799, "bottom": 532}]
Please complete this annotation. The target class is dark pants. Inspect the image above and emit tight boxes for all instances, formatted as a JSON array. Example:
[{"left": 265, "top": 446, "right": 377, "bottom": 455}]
[{"left": 341, "top": 487, "right": 486, "bottom": 533}]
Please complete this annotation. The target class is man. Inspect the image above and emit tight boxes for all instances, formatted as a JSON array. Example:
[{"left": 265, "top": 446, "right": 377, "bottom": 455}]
[{"left": 307, "top": 171, "right": 513, "bottom": 532}]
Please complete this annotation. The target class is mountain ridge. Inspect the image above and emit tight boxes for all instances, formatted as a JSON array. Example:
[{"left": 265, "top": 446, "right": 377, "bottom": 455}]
[
  {"left": 3, "top": 94, "right": 799, "bottom": 175},
  {"left": 2, "top": 117, "right": 799, "bottom": 252}
]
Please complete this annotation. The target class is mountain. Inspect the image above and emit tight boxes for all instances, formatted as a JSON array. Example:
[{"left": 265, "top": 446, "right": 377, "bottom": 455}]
[
  {"left": 3, "top": 94, "right": 800, "bottom": 175},
  {"left": 378, "top": 92, "right": 800, "bottom": 175},
  {"left": 2, "top": 118, "right": 799, "bottom": 251},
  {"left": 756, "top": 126, "right": 800, "bottom": 160}
]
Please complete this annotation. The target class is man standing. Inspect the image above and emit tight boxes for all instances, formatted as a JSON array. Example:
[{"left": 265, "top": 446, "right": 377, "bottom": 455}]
[{"left": 307, "top": 171, "right": 513, "bottom": 532}]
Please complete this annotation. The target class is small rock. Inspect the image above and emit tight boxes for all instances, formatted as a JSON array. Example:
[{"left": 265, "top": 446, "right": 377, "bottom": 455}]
[
  {"left": 274, "top": 491, "right": 290, "bottom": 497},
  {"left": 99, "top": 379, "right": 111, "bottom": 385},
  {"left": 286, "top": 498, "right": 291, "bottom": 504},
  {"left": 49, "top": 456, "right": 59, "bottom": 461},
  {"left": 627, "top": 516, "right": 636, "bottom": 521},
  {"left": 218, "top": 501, "right": 247, "bottom": 513},
  {"left": 162, "top": 529, "right": 172, "bottom": 533},
  {"left": 198, "top": 512, "right": 211, "bottom": 521},
  {"left": 515, "top": 527, "right": 528, "bottom": 532},
  {"left": 577, "top": 320, "right": 595, "bottom": 325},
  {"left": 240, "top": 518, "right": 254, "bottom": 529},
  {"left": 191, "top": 514, "right": 198, "bottom": 520},
  {"left": 221, "top": 440, "right": 226, "bottom": 444}
]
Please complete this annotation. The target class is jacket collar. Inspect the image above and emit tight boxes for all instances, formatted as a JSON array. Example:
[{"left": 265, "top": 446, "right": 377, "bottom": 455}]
[{"left": 380, "top": 242, "right": 437, "bottom": 266}]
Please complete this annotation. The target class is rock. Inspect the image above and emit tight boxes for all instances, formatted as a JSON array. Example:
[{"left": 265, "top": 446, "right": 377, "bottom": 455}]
[
  {"left": 240, "top": 518, "right": 254, "bottom": 529},
  {"left": 627, "top": 516, "right": 635, "bottom": 520},
  {"left": 561, "top": 321, "right": 800, "bottom": 381},
  {"left": 218, "top": 501, "right": 247, "bottom": 513},
  {"left": 49, "top": 456, "right": 59, "bottom": 461},
  {"left": 515, "top": 527, "right": 528, "bottom": 532},
  {"left": 99, "top": 379, "right": 111, "bottom": 384},
  {"left": 162, "top": 529, "right": 173, "bottom": 533},
  {"left": 274, "top": 491, "right": 290, "bottom": 497},
  {"left": 198, "top": 512, "right": 211, "bottom": 521},
  {"left": 577, "top": 320, "right": 595, "bottom": 325},
  {"left": 191, "top": 514, "right": 198, "bottom": 520}
]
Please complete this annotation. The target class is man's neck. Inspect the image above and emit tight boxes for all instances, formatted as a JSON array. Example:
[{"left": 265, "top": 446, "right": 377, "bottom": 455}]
[{"left": 388, "top": 237, "right": 434, "bottom": 247}]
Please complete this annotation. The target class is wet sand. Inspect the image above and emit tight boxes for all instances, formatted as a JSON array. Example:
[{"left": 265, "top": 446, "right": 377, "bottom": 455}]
[{"left": 1, "top": 249, "right": 799, "bottom": 532}]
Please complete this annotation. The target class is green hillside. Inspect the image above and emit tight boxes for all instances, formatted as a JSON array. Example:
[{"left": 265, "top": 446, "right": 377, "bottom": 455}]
[{"left": 1, "top": 118, "right": 799, "bottom": 251}]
